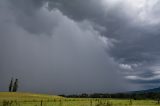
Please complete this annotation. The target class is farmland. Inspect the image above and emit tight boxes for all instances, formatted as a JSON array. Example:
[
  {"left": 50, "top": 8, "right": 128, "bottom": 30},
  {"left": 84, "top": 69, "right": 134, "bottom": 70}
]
[{"left": 0, "top": 92, "right": 159, "bottom": 106}]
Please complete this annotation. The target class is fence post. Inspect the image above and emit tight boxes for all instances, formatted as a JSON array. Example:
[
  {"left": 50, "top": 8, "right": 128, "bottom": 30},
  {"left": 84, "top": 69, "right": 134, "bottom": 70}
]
[
  {"left": 90, "top": 99, "right": 92, "bottom": 106},
  {"left": 158, "top": 98, "right": 160, "bottom": 104},
  {"left": 59, "top": 100, "right": 62, "bottom": 106},
  {"left": 41, "top": 100, "right": 43, "bottom": 106}
]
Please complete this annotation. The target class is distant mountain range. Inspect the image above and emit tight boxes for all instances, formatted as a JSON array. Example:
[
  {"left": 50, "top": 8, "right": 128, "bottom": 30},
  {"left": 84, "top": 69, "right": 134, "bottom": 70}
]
[{"left": 132, "top": 87, "right": 160, "bottom": 93}]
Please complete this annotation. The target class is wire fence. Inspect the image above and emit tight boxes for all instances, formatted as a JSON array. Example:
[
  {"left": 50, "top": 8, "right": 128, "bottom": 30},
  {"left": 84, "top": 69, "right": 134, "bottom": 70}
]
[
  {"left": 0, "top": 99, "right": 92, "bottom": 106},
  {"left": 1, "top": 100, "right": 61, "bottom": 106},
  {"left": 0, "top": 99, "right": 159, "bottom": 106}
]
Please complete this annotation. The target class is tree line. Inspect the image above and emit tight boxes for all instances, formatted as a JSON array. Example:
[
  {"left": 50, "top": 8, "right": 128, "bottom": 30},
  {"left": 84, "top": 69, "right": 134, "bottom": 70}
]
[{"left": 60, "top": 92, "right": 160, "bottom": 100}]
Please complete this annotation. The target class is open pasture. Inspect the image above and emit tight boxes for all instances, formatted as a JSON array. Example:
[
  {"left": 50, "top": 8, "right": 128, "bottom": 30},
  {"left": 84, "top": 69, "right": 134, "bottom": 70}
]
[{"left": 0, "top": 92, "right": 159, "bottom": 106}]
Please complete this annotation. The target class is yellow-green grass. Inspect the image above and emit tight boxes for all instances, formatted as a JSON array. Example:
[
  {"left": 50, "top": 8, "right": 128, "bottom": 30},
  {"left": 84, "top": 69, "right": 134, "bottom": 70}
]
[
  {"left": 0, "top": 92, "right": 159, "bottom": 106},
  {"left": 0, "top": 92, "right": 63, "bottom": 102}
]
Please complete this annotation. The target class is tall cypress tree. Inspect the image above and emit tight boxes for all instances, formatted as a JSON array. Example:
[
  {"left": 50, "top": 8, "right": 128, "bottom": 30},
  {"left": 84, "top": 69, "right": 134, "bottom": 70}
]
[
  {"left": 12, "top": 79, "right": 18, "bottom": 92},
  {"left": 9, "top": 78, "right": 13, "bottom": 92}
]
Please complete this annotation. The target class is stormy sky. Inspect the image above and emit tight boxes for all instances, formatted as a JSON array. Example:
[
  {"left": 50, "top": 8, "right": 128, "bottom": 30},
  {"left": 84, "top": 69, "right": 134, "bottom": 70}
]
[{"left": 1, "top": 0, "right": 160, "bottom": 94}]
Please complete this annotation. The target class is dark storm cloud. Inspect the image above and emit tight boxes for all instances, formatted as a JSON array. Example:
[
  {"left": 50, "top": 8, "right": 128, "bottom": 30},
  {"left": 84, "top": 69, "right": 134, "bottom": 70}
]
[
  {"left": 8, "top": 0, "right": 58, "bottom": 35},
  {"left": 0, "top": 0, "right": 136, "bottom": 94},
  {"left": 46, "top": 0, "right": 160, "bottom": 87},
  {"left": 47, "top": 0, "right": 131, "bottom": 36},
  {"left": 1, "top": 0, "right": 160, "bottom": 93},
  {"left": 46, "top": 0, "right": 160, "bottom": 59},
  {"left": 47, "top": 0, "right": 104, "bottom": 21}
]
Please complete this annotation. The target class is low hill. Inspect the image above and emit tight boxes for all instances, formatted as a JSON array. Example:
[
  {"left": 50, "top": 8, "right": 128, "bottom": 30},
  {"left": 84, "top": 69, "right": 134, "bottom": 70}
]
[
  {"left": 0, "top": 92, "right": 63, "bottom": 101},
  {"left": 133, "top": 87, "right": 160, "bottom": 93}
]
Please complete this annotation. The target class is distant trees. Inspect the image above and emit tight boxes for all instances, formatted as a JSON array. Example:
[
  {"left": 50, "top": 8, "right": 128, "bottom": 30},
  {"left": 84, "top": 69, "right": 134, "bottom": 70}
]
[
  {"left": 8, "top": 78, "right": 18, "bottom": 92},
  {"left": 61, "top": 92, "right": 160, "bottom": 100}
]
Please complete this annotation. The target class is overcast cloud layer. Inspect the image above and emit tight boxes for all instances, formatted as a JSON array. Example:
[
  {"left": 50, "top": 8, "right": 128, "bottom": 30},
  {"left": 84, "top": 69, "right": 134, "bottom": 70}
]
[{"left": 0, "top": 0, "right": 160, "bottom": 94}]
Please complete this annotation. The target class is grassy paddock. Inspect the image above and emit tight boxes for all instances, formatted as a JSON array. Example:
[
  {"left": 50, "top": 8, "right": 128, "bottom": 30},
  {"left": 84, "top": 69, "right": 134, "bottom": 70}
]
[{"left": 0, "top": 92, "right": 159, "bottom": 106}]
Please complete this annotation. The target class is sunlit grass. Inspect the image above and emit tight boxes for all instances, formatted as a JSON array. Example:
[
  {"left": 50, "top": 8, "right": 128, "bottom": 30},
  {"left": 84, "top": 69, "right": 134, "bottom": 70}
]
[
  {"left": 0, "top": 92, "right": 62, "bottom": 102},
  {"left": 0, "top": 92, "right": 159, "bottom": 106}
]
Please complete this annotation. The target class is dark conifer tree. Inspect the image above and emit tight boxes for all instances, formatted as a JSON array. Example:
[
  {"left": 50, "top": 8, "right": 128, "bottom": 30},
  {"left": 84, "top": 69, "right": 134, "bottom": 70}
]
[
  {"left": 9, "top": 78, "right": 13, "bottom": 92},
  {"left": 12, "top": 79, "right": 18, "bottom": 92}
]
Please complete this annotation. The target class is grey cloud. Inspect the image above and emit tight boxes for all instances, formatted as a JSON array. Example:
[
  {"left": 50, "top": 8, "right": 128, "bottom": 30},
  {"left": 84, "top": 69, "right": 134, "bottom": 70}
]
[
  {"left": 126, "top": 75, "right": 160, "bottom": 84},
  {"left": 47, "top": 0, "right": 104, "bottom": 21},
  {"left": 46, "top": 0, "right": 160, "bottom": 63},
  {"left": 1, "top": 0, "right": 160, "bottom": 93},
  {"left": 0, "top": 0, "right": 133, "bottom": 94},
  {"left": 48, "top": 0, "right": 160, "bottom": 89},
  {"left": 8, "top": 0, "right": 58, "bottom": 35},
  {"left": 47, "top": 0, "right": 133, "bottom": 37}
]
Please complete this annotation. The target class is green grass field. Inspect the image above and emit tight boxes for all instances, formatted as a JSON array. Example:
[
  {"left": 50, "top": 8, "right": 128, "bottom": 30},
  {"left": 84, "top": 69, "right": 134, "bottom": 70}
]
[{"left": 0, "top": 92, "right": 159, "bottom": 106}]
